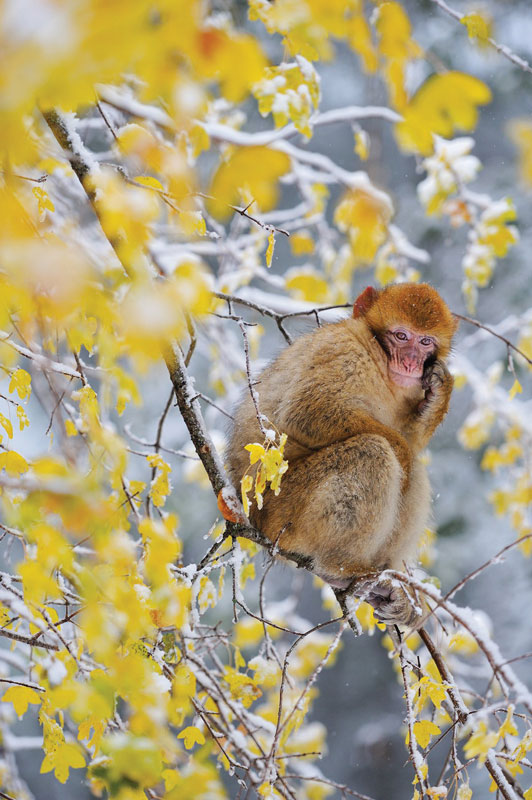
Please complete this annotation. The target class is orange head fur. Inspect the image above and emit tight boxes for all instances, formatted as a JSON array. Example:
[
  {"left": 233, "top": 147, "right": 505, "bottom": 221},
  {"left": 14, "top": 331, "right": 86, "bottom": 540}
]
[{"left": 353, "top": 283, "right": 458, "bottom": 358}]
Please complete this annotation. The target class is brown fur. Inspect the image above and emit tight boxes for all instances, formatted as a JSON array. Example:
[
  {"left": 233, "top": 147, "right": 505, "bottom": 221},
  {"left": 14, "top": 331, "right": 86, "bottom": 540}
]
[{"left": 227, "top": 284, "right": 456, "bottom": 608}]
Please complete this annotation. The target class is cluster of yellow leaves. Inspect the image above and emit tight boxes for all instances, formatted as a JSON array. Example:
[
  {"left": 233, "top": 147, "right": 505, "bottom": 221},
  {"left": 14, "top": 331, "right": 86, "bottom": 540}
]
[
  {"left": 491, "top": 472, "right": 532, "bottom": 556},
  {"left": 2, "top": 0, "right": 268, "bottom": 167},
  {"left": 463, "top": 707, "right": 518, "bottom": 765},
  {"left": 241, "top": 433, "right": 289, "bottom": 514},
  {"left": 417, "top": 137, "right": 480, "bottom": 217},
  {"left": 248, "top": 0, "right": 491, "bottom": 158},
  {"left": 253, "top": 57, "right": 321, "bottom": 137},
  {"left": 459, "top": 396, "right": 531, "bottom": 555},
  {"left": 458, "top": 407, "right": 496, "bottom": 451},
  {"left": 462, "top": 198, "right": 518, "bottom": 311},
  {"left": 374, "top": 240, "right": 421, "bottom": 287}
]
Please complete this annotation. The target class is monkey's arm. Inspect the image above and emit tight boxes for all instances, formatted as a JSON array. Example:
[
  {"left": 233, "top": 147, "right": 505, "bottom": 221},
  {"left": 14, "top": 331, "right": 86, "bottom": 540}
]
[
  {"left": 405, "top": 359, "right": 454, "bottom": 451},
  {"left": 283, "top": 402, "right": 413, "bottom": 479}
]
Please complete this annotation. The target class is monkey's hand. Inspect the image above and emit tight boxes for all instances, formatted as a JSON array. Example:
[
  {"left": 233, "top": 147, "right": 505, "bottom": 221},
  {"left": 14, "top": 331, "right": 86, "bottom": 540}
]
[
  {"left": 419, "top": 359, "right": 452, "bottom": 411},
  {"left": 358, "top": 579, "right": 420, "bottom": 627},
  {"left": 408, "top": 359, "right": 453, "bottom": 450}
]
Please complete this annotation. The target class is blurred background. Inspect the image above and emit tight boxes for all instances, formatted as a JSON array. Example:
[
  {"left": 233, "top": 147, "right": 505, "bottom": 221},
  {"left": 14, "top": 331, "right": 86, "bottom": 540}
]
[{"left": 6, "top": 0, "right": 532, "bottom": 797}]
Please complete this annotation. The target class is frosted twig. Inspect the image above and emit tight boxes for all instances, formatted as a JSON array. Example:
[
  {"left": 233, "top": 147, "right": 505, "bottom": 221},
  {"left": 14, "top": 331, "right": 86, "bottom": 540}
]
[
  {"left": 429, "top": 0, "right": 532, "bottom": 74},
  {"left": 454, "top": 313, "right": 532, "bottom": 365},
  {"left": 398, "top": 642, "right": 429, "bottom": 797}
]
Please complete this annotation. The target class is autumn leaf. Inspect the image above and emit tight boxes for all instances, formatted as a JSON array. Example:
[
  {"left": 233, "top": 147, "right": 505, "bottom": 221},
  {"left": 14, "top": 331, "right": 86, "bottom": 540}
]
[
  {"left": 2, "top": 685, "right": 42, "bottom": 717},
  {"left": 207, "top": 147, "right": 291, "bottom": 220},
  {"left": 40, "top": 741, "right": 86, "bottom": 783},
  {"left": 178, "top": 725, "right": 206, "bottom": 750},
  {"left": 285, "top": 267, "right": 329, "bottom": 303},
  {"left": 9, "top": 368, "right": 32, "bottom": 400},
  {"left": 412, "top": 719, "right": 441, "bottom": 748},
  {"left": 245, "top": 443, "right": 266, "bottom": 465},
  {"left": 396, "top": 72, "right": 492, "bottom": 155},
  {"left": 265, "top": 230, "right": 275, "bottom": 267},
  {"left": 461, "top": 12, "right": 492, "bottom": 43},
  {"left": 134, "top": 175, "right": 165, "bottom": 191},
  {"left": 0, "top": 450, "right": 29, "bottom": 476},
  {"left": 0, "top": 412, "right": 13, "bottom": 439}
]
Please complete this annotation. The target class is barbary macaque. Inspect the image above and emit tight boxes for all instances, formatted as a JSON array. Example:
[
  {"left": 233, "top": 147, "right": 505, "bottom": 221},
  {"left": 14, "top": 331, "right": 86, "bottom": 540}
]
[{"left": 227, "top": 284, "right": 458, "bottom": 624}]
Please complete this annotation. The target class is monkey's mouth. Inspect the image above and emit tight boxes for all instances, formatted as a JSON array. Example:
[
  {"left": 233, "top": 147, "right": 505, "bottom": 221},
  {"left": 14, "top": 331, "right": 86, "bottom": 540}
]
[{"left": 388, "top": 368, "right": 422, "bottom": 387}]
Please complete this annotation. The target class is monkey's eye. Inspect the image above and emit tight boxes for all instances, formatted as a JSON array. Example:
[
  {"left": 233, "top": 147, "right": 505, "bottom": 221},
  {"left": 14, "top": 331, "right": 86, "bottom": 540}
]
[
  {"left": 394, "top": 331, "right": 408, "bottom": 341},
  {"left": 420, "top": 337, "right": 434, "bottom": 347}
]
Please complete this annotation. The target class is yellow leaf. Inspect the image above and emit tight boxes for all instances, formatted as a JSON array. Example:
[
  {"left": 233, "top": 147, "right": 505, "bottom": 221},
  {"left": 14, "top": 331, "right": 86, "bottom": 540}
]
[
  {"left": 508, "top": 119, "right": 532, "bottom": 187},
  {"left": 464, "top": 721, "right": 498, "bottom": 763},
  {"left": 240, "top": 562, "right": 255, "bottom": 588},
  {"left": 2, "top": 685, "right": 42, "bottom": 717},
  {"left": 396, "top": 72, "right": 492, "bottom": 155},
  {"left": 234, "top": 617, "right": 264, "bottom": 649},
  {"left": 207, "top": 147, "right": 291, "bottom": 220},
  {"left": 189, "top": 123, "right": 210, "bottom": 158},
  {"left": 16, "top": 405, "right": 29, "bottom": 431},
  {"left": 40, "top": 741, "right": 85, "bottom": 783},
  {"left": 241, "top": 474, "right": 253, "bottom": 516},
  {"left": 266, "top": 230, "right": 275, "bottom": 268},
  {"left": 498, "top": 706, "right": 518, "bottom": 739},
  {"left": 347, "top": 14, "right": 378, "bottom": 73},
  {"left": 134, "top": 175, "right": 165, "bottom": 191},
  {"left": 354, "top": 130, "right": 370, "bottom": 161},
  {"left": 461, "top": 12, "right": 492, "bottom": 42},
  {"left": 290, "top": 231, "right": 315, "bottom": 255},
  {"left": 509, "top": 379, "right": 522, "bottom": 400},
  {"left": 258, "top": 782, "right": 283, "bottom": 799},
  {"left": 413, "top": 719, "right": 441, "bottom": 748},
  {"left": 0, "top": 450, "right": 29, "bottom": 476},
  {"left": 9, "top": 368, "right": 31, "bottom": 400},
  {"left": 178, "top": 209, "right": 206, "bottom": 237},
  {"left": 0, "top": 413, "right": 13, "bottom": 439},
  {"left": 457, "top": 784, "right": 473, "bottom": 800},
  {"left": 245, "top": 443, "right": 265, "bottom": 465},
  {"left": 178, "top": 725, "right": 205, "bottom": 749},
  {"left": 334, "top": 188, "right": 391, "bottom": 263},
  {"left": 78, "top": 715, "right": 106, "bottom": 754},
  {"left": 65, "top": 419, "right": 77, "bottom": 437},
  {"left": 162, "top": 769, "right": 181, "bottom": 791},
  {"left": 286, "top": 267, "right": 329, "bottom": 303},
  {"left": 375, "top": 1, "right": 414, "bottom": 61}
]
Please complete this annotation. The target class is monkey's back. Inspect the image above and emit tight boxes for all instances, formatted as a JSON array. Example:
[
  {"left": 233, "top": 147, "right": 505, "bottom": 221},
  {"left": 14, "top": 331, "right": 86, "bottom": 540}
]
[{"left": 227, "top": 317, "right": 391, "bottom": 486}]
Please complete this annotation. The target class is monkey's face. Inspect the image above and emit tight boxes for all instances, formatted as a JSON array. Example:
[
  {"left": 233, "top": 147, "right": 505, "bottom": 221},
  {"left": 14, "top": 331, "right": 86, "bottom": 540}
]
[{"left": 383, "top": 326, "right": 437, "bottom": 387}]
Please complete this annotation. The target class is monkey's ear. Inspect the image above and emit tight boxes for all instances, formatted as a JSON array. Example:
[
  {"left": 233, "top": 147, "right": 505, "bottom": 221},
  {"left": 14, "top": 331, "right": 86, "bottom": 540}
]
[{"left": 353, "top": 286, "right": 379, "bottom": 318}]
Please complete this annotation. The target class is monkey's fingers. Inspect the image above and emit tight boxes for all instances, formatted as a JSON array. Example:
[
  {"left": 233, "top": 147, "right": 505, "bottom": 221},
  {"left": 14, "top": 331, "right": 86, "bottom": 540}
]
[{"left": 371, "top": 585, "right": 420, "bottom": 627}]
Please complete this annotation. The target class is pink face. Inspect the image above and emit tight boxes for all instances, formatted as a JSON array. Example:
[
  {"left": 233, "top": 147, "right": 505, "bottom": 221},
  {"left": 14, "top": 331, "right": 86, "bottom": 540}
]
[{"left": 384, "top": 327, "right": 437, "bottom": 387}]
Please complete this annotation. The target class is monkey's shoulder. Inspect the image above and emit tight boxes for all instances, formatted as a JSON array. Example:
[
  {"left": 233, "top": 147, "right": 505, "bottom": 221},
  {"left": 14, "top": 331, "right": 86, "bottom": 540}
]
[{"left": 274, "top": 318, "right": 384, "bottom": 386}]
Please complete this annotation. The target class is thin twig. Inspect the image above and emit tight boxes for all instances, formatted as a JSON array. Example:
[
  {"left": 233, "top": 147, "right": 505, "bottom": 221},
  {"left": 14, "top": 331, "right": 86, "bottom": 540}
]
[
  {"left": 454, "top": 313, "right": 532, "bottom": 365},
  {"left": 429, "top": 0, "right": 532, "bottom": 74}
]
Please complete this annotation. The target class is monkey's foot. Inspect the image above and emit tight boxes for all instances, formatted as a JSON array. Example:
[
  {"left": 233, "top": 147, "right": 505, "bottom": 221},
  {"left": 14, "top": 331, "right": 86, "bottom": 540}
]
[{"left": 361, "top": 580, "right": 420, "bottom": 627}]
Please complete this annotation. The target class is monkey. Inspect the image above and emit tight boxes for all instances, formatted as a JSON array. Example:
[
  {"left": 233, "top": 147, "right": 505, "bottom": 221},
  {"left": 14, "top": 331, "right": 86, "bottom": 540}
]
[{"left": 226, "top": 283, "right": 458, "bottom": 625}]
